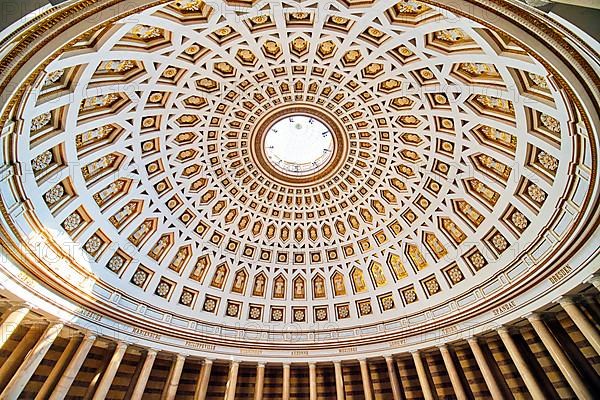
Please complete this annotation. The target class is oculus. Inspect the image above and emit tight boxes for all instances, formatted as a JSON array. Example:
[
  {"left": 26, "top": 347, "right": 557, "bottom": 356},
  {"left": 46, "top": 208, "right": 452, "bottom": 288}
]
[{"left": 264, "top": 115, "right": 334, "bottom": 176}]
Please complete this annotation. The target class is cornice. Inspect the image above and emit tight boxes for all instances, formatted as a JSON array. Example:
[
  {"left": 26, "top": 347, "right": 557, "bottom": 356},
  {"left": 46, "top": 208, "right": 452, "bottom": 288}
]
[{"left": 0, "top": 0, "right": 597, "bottom": 360}]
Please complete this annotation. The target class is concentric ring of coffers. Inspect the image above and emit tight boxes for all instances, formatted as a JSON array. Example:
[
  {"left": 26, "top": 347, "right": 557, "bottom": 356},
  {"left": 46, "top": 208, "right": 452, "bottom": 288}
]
[{"left": 0, "top": 0, "right": 597, "bottom": 358}]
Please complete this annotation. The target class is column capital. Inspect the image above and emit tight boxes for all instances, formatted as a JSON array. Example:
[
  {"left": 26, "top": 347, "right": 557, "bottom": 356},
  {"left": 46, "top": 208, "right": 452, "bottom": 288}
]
[
  {"left": 588, "top": 274, "right": 600, "bottom": 286},
  {"left": 115, "top": 341, "right": 128, "bottom": 350},
  {"left": 5, "top": 303, "right": 30, "bottom": 312},
  {"left": 82, "top": 332, "right": 97, "bottom": 342},
  {"left": 145, "top": 348, "right": 158, "bottom": 357},
  {"left": 437, "top": 344, "right": 450, "bottom": 351},
  {"left": 308, "top": 361, "right": 316, "bottom": 367},
  {"left": 527, "top": 312, "right": 548, "bottom": 322},
  {"left": 466, "top": 336, "right": 479, "bottom": 344},
  {"left": 257, "top": 362, "right": 266, "bottom": 368},
  {"left": 558, "top": 296, "right": 578, "bottom": 306},
  {"left": 497, "top": 326, "right": 515, "bottom": 335},
  {"left": 384, "top": 355, "right": 395, "bottom": 362},
  {"left": 498, "top": 325, "right": 522, "bottom": 336},
  {"left": 175, "top": 353, "right": 187, "bottom": 361}
]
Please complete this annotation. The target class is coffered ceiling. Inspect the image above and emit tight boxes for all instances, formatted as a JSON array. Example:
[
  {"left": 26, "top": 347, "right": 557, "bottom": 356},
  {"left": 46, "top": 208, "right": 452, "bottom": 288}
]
[{"left": 0, "top": 0, "right": 597, "bottom": 359}]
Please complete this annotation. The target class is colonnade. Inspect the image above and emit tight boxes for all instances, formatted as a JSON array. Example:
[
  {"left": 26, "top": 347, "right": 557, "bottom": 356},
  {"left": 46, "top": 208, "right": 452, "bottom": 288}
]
[{"left": 0, "top": 290, "right": 599, "bottom": 399}]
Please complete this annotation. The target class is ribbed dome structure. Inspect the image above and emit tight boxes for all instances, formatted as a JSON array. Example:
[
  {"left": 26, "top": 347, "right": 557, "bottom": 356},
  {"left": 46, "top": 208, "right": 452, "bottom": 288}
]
[{"left": 0, "top": 0, "right": 598, "bottom": 399}]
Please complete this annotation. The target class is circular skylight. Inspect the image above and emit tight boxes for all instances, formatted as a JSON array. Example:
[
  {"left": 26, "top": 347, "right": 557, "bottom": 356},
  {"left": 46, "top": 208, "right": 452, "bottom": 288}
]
[
  {"left": 264, "top": 115, "right": 334, "bottom": 176},
  {"left": 1, "top": 0, "right": 598, "bottom": 361}
]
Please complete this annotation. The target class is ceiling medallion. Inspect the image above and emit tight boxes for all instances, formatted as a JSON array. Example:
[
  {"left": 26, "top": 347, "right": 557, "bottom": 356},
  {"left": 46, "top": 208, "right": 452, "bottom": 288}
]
[{"left": 250, "top": 104, "right": 348, "bottom": 185}]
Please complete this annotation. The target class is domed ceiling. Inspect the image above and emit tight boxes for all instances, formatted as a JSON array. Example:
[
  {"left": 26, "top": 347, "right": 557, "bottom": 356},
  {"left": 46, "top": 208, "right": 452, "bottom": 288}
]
[{"left": 0, "top": 0, "right": 598, "bottom": 360}]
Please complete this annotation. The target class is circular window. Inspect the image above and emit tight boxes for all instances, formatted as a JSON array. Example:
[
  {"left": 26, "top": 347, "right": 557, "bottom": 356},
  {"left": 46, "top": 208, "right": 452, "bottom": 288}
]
[{"left": 264, "top": 115, "right": 334, "bottom": 176}]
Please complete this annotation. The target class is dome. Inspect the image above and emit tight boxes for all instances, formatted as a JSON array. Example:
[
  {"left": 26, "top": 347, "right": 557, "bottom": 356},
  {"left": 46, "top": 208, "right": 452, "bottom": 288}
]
[{"left": 0, "top": 0, "right": 598, "bottom": 399}]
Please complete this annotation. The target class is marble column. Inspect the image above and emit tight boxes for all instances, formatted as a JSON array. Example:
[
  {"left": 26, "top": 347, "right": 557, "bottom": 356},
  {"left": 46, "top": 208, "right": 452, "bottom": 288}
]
[
  {"left": 130, "top": 349, "right": 157, "bottom": 400},
  {"left": 282, "top": 363, "right": 291, "bottom": 400},
  {"left": 0, "top": 306, "right": 29, "bottom": 350},
  {"left": 528, "top": 314, "right": 593, "bottom": 400},
  {"left": 309, "top": 362, "right": 317, "bottom": 400},
  {"left": 560, "top": 297, "right": 600, "bottom": 355},
  {"left": 497, "top": 328, "right": 545, "bottom": 400},
  {"left": 254, "top": 363, "right": 265, "bottom": 400},
  {"left": 359, "top": 359, "right": 373, "bottom": 400},
  {"left": 224, "top": 360, "right": 239, "bottom": 400},
  {"left": 49, "top": 333, "right": 96, "bottom": 400},
  {"left": 1, "top": 322, "right": 63, "bottom": 400},
  {"left": 91, "top": 341, "right": 128, "bottom": 400},
  {"left": 334, "top": 361, "right": 345, "bottom": 400},
  {"left": 589, "top": 275, "right": 600, "bottom": 291},
  {"left": 195, "top": 359, "right": 213, "bottom": 400},
  {"left": 467, "top": 338, "right": 505, "bottom": 400},
  {"left": 35, "top": 333, "right": 80, "bottom": 400},
  {"left": 162, "top": 354, "right": 186, "bottom": 400},
  {"left": 412, "top": 351, "right": 434, "bottom": 400},
  {"left": 438, "top": 345, "right": 467, "bottom": 400},
  {"left": 0, "top": 326, "right": 41, "bottom": 388},
  {"left": 385, "top": 356, "right": 402, "bottom": 400}
]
